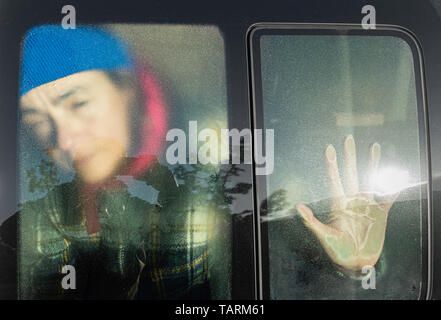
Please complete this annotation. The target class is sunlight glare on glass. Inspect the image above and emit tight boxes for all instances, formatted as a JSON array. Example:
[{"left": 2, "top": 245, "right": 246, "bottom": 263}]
[{"left": 369, "top": 166, "right": 410, "bottom": 195}]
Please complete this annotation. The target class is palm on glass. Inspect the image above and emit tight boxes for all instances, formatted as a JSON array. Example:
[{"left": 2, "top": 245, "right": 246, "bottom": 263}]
[{"left": 296, "top": 136, "right": 399, "bottom": 273}]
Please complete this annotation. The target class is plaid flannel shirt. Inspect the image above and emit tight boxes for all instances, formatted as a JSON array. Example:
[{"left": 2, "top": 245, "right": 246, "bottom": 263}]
[{"left": 18, "top": 160, "right": 227, "bottom": 300}]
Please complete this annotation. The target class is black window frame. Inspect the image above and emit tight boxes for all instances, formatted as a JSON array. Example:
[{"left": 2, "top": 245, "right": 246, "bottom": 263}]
[{"left": 248, "top": 23, "right": 431, "bottom": 300}]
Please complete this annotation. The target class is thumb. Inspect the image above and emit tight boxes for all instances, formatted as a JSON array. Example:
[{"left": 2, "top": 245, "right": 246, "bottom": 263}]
[{"left": 296, "top": 203, "right": 335, "bottom": 240}]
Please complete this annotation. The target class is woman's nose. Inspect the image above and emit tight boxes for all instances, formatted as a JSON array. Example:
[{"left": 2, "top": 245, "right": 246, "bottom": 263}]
[
  {"left": 56, "top": 125, "right": 75, "bottom": 154},
  {"left": 54, "top": 120, "right": 83, "bottom": 156}
]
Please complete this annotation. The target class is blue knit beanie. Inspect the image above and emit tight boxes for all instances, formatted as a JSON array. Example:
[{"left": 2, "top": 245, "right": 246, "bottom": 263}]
[{"left": 20, "top": 25, "right": 134, "bottom": 97}]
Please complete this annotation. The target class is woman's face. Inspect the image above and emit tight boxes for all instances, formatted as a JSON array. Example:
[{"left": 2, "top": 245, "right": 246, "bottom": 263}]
[{"left": 20, "top": 70, "right": 133, "bottom": 184}]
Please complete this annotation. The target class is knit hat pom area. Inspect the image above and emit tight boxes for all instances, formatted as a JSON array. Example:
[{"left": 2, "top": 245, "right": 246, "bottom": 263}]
[{"left": 20, "top": 25, "right": 134, "bottom": 97}]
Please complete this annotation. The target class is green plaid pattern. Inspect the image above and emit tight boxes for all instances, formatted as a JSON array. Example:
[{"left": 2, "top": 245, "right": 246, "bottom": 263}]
[{"left": 18, "top": 162, "right": 226, "bottom": 300}]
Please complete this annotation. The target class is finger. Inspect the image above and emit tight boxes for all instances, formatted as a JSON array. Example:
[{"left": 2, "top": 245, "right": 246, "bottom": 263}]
[
  {"left": 325, "top": 144, "right": 345, "bottom": 210},
  {"left": 343, "top": 135, "right": 359, "bottom": 196},
  {"left": 297, "top": 203, "right": 337, "bottom": 240},
  {"left": 366, "top": 142, "right": 381, "bottom": 199}
]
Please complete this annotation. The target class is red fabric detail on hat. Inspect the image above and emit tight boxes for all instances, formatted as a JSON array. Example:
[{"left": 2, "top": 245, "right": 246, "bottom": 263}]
[{"left": 128, "top": 66, "right": 168, "bottom": 176}]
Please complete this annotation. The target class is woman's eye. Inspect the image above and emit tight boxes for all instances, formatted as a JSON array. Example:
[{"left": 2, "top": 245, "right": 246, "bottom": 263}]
[
  {"left": 23, "top": 115, "right": 47, "bottom": 128},
  {"left": 72, "top": 100, "right": 89, "bottom": 109},
  {"left": 25, "top": 119, "right": 52, "bottom": 142}
]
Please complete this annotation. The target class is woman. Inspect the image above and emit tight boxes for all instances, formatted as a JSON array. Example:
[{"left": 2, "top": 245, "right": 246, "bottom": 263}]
[{"left": 12, "top": 25, "right": 221, "bottom": 299}]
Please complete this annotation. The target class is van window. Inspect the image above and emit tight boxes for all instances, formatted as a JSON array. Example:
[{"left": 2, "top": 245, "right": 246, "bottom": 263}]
[
  {"left": 17, "top": 24, "right": 233, "bottom": 299},
  {"left": 251, "top": 30, "right": 427, "bottom": 299}
]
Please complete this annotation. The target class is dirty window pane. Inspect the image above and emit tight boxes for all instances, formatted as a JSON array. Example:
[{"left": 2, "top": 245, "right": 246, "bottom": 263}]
[
  {"left": 15, "top": 24, "right": 234, "bottom": 299},
  {"left": 258, "top": 34, "right": 425, "bottom": 299}
]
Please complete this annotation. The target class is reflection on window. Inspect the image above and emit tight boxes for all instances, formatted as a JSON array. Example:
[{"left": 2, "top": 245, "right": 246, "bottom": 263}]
[
  {"left": 16, "top": 24, "right": 235, "bottom": 300},
  {"left": 257, "top": 34, "right": 424, "bottom": 299}
]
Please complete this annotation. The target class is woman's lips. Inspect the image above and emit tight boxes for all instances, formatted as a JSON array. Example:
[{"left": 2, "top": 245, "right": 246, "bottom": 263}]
[{"left": 74, "top": 152, "right": 94, "bottom": 166}]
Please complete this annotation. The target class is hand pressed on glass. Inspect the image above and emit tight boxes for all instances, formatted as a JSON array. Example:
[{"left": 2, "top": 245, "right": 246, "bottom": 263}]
[{"left": 296, "top": 136, "right": 399, "bottom": 273}]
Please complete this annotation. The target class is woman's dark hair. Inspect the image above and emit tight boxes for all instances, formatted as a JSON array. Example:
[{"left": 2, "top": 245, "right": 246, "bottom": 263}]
[{"left": 104, "top": 70, "right": 146, "bottom": 156}]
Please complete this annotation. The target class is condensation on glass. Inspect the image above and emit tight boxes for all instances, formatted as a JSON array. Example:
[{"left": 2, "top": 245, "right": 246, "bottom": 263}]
[
  {"left": 14, "top": 24, "right": 233, "bottom": 299},
  {"left": 254, "top": 31, "right": 426, "bottom": 299}
]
